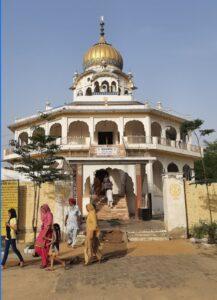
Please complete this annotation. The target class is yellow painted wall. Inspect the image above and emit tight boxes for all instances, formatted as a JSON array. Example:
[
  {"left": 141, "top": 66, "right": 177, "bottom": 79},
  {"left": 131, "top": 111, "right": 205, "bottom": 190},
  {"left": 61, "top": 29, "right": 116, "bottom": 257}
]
[
  {"left": 18, "top": 182, "right": 56, "bottom": 242},
  {"left": 1, "top": 180, "right": 19, "bottom": 236},
  {"left": 185, "top": 182, "right": 217, "bottom": 227}
]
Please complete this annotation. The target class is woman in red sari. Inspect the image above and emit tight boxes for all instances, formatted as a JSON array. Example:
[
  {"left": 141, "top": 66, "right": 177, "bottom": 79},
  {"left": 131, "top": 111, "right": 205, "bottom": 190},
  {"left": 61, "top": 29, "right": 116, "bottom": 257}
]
[{"left": 35, "top": 204, "right": 53, "bottom": 268}]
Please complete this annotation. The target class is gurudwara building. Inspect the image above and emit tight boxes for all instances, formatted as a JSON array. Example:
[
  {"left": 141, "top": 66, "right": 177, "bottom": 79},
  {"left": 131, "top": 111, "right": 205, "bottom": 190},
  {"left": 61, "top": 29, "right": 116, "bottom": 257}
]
[{"left": 4, "top": 19, "right": 201, "bottom": 223}]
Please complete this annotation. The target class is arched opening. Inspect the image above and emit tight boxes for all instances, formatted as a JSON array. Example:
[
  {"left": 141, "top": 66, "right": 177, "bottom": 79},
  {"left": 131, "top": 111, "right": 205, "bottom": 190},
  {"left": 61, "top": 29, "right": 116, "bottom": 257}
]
[
  {"left": 124, "top": 90, "right": 128, "bottom": 95},
  {"left": 85, "top": 167, "right": 136, "bottom": 217},
  {"left": 50, "top": 123, "right": 62, "bottom": 144},
  {"left": 77, "top": 90, "right": 83, "bottom": 96},
  {"left": 94, "top": 81, "right": 100, "bottom": 93},
  {"left": 167, "top": 162, "right": 179, "bottom": 172},
  {"left": 68, "top": 121, "right": 89, "bottom": 144},
  {"left": 151, "top": 122, "right": 162, "bottom": 144},
  {"left": 86, "top": 87, "right": 92, "bottom": 96},
  {"left": 95, "top": 121, "right": 119, "bottom": 145},
  {"left": 183, "top": 164, "right": 191, "bottom": 180},
  {"left": 124, "top": 120, "right": 146, "bottom": 143},
  {"left": 101, "top": 81, "right": 109, "bottom": 93},
  {"left": 18, "top": 132, "right": 28, "bottom": 146},
  {"left": 111, "top": 81, "right": 117, "bottom": 93},
  {"left": 166, "top": 126, "right": 177, "bottom": 141},
  {"left": 151, "top": 122, "right": 162, "bottom": 137},
  {"left": 32, "top": 127, "right": 45, "bottom": 138},
  {"left": 50, "top": 123, "right": 62, "bottom": 138}
]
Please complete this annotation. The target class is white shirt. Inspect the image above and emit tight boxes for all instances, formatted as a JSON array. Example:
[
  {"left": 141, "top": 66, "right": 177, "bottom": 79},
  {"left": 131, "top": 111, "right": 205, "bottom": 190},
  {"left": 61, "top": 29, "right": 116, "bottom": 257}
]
[{"left": 66, "top": 205, "right": 81, "bottom": 229}]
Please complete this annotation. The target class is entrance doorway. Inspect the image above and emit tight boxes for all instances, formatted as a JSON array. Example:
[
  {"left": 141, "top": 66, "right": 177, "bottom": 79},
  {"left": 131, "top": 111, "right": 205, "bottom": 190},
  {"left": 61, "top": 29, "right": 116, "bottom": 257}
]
[{"left": 98, "top": 132, "right": 113, "bottom": 145}]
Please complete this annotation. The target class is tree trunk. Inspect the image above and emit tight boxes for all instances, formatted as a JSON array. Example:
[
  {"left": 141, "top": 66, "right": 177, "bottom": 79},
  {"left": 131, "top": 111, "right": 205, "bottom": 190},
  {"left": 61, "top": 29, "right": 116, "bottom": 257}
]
[
  {"left": 35, "top": 186, "right": 41, "bottom": 240},
  {"left": 32, "top": 183, "right": 37, "bottom": 242}
]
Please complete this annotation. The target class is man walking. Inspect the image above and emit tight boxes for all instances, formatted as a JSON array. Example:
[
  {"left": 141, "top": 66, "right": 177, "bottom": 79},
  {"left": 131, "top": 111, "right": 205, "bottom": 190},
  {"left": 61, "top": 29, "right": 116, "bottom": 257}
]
[{"left": 65, "top": 198, "right": 81, "bottom": 248}]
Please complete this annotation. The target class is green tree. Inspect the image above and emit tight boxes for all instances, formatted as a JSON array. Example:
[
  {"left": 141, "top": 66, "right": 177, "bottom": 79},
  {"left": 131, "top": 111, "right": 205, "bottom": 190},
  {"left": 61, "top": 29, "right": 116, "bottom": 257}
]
[
  {"left": 195, "top": 140, "right": 217, "bottom": 181},
  {"left": 10, "top": 126, "right": 67, "bottom": 241},
  {"left": 181, "top": 119, "right": 215, "bottom": 223}
]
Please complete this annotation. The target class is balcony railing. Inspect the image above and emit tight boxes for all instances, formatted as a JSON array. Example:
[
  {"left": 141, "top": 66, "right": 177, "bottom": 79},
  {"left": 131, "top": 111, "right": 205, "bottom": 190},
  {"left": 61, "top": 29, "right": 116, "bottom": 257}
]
[
  {"left": 51, "top": 136, "right": 90, "bottom": 146},
  {"left": 124, "top": 136, "right": 201, "bottom": 153},
  {"left": 93, "top": 92, "right": 119, "bottom": 96},
  {"left": 3, "top": 134, "right": 201, "bottom": 160}
]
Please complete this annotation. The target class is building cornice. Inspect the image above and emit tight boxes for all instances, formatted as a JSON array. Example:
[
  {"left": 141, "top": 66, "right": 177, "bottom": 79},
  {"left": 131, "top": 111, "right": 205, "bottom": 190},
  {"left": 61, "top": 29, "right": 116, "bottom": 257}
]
[{"left": 8, "top": 101, "right": 189, "bottom": 132}]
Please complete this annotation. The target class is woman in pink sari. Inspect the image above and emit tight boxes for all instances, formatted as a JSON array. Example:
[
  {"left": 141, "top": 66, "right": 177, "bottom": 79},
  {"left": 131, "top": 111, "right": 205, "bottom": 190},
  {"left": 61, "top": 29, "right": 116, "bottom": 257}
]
[{"left": 35, "top": 204, "right": 53, "bottom": 268}]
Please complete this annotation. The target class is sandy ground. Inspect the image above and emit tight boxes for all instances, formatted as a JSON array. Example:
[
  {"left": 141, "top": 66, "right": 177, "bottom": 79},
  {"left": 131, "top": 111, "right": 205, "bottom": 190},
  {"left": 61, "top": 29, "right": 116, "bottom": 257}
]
[{"left": 2, "top": 240, "right": 217, "bottom": 300}]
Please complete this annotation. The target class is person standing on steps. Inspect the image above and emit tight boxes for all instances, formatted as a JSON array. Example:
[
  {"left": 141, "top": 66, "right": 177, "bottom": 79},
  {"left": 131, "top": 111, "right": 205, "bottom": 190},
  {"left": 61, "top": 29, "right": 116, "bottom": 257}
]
[
  {"left": 1, "top": 208, "right": 24, "bottom": 269},
  {"left": 65, "top": 198, "right": 81, "bottom": 248},
  {"left": 102, "top": 175, "right": 114, "bottom": 208}
]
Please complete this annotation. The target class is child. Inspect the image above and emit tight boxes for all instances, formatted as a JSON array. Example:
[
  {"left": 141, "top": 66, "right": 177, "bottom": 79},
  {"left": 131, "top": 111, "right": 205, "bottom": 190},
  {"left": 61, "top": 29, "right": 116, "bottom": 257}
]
[{"left": 46, "top": 223, "right": 65, "bottom": 271}]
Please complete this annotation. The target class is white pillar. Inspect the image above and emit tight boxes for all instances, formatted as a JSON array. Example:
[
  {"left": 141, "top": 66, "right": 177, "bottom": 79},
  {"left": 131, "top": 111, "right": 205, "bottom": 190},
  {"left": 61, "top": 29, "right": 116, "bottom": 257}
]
[
  {"left": 146, "top": 161, "right": 154, "bottom": 194},
  {"left": 144, "top": 116, "right": 151, "bottom": 143},
  {"left": 89, "top": 171, "right": 94, "bottom": 195},
  {"left": 62, "top": 117, "right": 68, "bottom": 144},
  {"left": 162, "top": 173, "right": 187, "bottom": 237},
  {"left": 161, "top": 128, "right": 166, "bottom": 145},
  {"left": 119, "top": 117, "right": 124, "bottom": 144},
  {"left": 187, "top": 133, "right": 192, "bottom": 151},
  {"left": 89, "top": 117, "right": 94, "bottom": 144},
  {"left": 45, "top": 122, "right": 49, "bottom": 136},
  {"left": 176, "top": 130, "right": 181, "bottom": 147},
  {"left": 176, "top": 130, "right": 181, "bottom": 141},
  {"left": 29, "top": 127, "right": 34, "bottom": 137},
  {"left": 14, "top": 131, "right": 19, "bottom": 141}
]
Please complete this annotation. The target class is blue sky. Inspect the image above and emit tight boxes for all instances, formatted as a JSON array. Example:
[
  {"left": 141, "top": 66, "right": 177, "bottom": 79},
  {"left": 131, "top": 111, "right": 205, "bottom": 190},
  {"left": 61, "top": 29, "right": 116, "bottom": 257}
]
[{"left": 2, "top": 0, "right": 217, "bottom": 148}]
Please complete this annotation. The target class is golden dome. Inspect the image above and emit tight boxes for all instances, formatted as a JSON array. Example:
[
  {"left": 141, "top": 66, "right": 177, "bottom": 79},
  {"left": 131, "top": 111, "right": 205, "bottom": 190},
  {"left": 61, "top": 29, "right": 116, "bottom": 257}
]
[{"left": 83, "top": 35, "right": 123, "bottom": 70}]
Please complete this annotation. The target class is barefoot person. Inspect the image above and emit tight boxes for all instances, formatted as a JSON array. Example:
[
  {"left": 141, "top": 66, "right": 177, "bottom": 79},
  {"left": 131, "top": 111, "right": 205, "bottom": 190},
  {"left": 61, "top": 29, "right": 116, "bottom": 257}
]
[
  {"left": 65, "top": 198, "right": 81, "bottom": 248},
  {"left": 35, "top": 204, "right": 53, "bottom": 269},
  {"left": 46, "top": 223, "right": 65, "bottom": 271},
  {"left": 102, "top": 176, "right": 113, "bottom": 208},
  {"left": 1, "top": 208, "right": 24, "bottom": 269},
  {"left": 84, "top": 204, "right": 102, "bottom": 265}
]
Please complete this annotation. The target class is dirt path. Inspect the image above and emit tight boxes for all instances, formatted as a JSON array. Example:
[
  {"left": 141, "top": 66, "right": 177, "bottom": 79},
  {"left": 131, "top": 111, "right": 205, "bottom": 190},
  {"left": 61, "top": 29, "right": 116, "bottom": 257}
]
[{"left": 2, "top": 241, "right": 217, "bottom": 300}]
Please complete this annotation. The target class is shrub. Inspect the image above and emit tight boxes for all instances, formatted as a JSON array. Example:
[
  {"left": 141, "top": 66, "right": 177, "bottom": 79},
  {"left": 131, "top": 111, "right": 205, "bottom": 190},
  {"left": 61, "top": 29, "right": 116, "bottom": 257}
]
[
  {"left": 190, "top": 221, "right": 217, "bottom": 243},
  {"left": 191, "top": 221, "right": 209, "bottom": 239},
  {"left": 207, "top": 222, "right": 217, "bottom": 244}
]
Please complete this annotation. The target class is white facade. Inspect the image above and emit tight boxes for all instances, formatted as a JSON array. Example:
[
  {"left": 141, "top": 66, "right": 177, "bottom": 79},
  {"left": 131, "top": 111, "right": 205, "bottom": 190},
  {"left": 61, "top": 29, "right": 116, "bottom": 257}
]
[{"left": 4, "top": 20, "right": 201, "bottom": 219}]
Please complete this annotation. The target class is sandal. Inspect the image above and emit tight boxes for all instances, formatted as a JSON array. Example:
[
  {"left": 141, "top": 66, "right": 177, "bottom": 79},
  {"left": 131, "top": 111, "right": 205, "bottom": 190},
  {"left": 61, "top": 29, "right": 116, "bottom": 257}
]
[
  {"left": 40, "top": 265, "right": 47, "bottom": 269},
  {"left": 19, "top": 261, "right": 24, "bottom": 268}
]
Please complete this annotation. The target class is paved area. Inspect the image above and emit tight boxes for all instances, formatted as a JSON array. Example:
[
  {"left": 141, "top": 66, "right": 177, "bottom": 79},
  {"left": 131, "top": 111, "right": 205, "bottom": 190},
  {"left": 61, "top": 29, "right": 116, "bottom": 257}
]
[{"left": 2, "top": 240, "right": 217, "bottom": 300}]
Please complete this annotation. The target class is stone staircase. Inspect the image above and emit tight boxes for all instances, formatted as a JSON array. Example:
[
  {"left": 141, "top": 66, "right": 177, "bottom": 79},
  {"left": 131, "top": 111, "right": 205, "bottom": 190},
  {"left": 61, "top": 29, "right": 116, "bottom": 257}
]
[
  {"left": 96, "top": 195, "right": 129, "bottom": 221},
  {"left": 127, "top": 229, "right": 169, "bottom": 241}
]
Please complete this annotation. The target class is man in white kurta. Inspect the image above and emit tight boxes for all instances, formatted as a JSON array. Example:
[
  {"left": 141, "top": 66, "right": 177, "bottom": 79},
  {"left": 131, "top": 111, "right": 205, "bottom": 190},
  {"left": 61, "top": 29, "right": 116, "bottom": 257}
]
[{"left": 65, "top": 198, "right": 81, "bottom": 248}]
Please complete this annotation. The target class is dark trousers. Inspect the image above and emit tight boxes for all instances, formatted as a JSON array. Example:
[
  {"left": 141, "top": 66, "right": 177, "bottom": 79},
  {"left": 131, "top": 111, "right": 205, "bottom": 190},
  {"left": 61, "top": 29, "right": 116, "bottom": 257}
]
[{"left": 1, "top": 239, "right": 24, "bottom": 266}]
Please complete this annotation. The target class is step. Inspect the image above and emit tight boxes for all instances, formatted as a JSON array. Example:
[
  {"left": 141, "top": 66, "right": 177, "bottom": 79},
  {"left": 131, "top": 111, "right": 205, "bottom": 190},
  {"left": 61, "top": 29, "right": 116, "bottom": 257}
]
[
  {"left": 127, "top": 230, "right": 169, "bottom": 242},
  {"left": 75, "top": 233, "right": 86, "bottom": 245},
  {"left": 128, "top": 236, "right": 169, "bottom": 241}
]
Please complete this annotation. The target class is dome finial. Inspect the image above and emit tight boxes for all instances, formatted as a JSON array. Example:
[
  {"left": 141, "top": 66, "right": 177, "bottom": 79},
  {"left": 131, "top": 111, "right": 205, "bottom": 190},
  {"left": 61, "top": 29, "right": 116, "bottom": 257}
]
[{"left": 99, "top": 16, "right": 106, "bottom": 43}]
